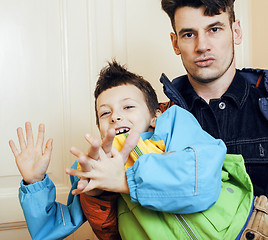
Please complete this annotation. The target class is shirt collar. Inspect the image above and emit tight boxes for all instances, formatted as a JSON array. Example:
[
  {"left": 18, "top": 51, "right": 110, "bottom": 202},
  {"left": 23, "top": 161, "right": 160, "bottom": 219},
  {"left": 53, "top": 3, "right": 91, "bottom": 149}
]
[
  {"left": 223, "top": 70, "right": 250, "bottom": 108},
  {"left": 181, "top": 70, "right": 250, "bottom": 110},
  {"left": 180, "top": 80, "right": 203, "bottom": 111}
]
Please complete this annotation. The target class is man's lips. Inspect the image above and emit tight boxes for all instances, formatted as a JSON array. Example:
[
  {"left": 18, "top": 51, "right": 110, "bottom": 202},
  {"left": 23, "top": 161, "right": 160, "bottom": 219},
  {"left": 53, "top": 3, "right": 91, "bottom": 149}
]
[{"left": 195, "top": 57, "right": 215, "bottom": 67}]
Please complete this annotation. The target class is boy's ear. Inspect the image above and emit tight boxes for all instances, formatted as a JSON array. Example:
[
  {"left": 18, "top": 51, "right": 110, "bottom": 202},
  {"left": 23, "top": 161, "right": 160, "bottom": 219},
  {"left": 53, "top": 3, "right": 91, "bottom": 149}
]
[{"left": 150, "top": 109, "right": 162, "bottom": 128}]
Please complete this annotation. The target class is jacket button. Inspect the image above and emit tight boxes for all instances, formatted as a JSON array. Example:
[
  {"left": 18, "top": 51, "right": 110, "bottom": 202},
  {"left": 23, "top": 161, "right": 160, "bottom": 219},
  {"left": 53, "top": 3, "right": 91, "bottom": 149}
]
[
  {"left": 219, "top": 102, "right": 226, "bottom": 110},
  {"left": 245, "top": 232, "right": 255, "bottom": 240}
]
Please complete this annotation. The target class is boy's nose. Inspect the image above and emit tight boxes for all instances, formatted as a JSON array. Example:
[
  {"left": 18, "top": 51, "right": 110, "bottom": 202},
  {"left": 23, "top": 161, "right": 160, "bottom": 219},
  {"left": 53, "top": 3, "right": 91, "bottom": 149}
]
[{"left": 111, "top": 116, "right": 122, "bottom": 123}]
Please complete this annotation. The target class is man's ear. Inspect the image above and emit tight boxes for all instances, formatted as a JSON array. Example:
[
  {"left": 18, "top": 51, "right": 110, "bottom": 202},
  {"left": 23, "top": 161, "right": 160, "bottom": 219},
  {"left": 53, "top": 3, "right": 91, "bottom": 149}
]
[
  {"left": 150, "top": 109, "right": 162, "bottom": 128},
  {"left": 170, "top": 32, "right": 181, "bottom": 55},
  {"left": 233, "top": 20, "right": 242, "bottom": 45}
]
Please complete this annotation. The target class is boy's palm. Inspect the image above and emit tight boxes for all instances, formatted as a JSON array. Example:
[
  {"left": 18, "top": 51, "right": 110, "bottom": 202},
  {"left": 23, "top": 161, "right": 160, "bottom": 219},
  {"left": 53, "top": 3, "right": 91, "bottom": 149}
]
[
  {"left": 9, "top": 122, "right": 53, "bottom": 184},
  {"left": 67, "top": 130, "right": 140, "bottom": 194}
]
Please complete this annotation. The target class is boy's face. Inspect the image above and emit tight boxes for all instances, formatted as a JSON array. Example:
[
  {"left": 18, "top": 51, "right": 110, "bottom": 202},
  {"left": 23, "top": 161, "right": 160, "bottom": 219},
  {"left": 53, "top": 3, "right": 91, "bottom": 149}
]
[
  {"left": 96, "top": 84, "right": 157, "bottom": 139},
  {"left": 170, "top": 6, "right": 242, "bottom": 84}
]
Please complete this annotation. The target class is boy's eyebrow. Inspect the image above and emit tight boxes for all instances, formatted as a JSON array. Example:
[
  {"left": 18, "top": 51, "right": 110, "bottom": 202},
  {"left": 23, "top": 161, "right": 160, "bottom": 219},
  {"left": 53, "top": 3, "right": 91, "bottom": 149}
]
[
  {"left": 98, "top": 98, "right": 137, "bottom": 108},
  {"left": 98, "top": 104, "right": 109, "bottom": 108},
  {"left": 178, "top": 21, "right": 225, "bottom": 36}
]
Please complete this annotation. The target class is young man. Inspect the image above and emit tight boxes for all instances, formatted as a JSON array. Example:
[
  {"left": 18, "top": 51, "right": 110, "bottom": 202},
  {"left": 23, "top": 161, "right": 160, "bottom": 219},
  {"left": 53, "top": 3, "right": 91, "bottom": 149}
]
[
  {"left": 70, "top": 61, "right": 253, "bottom": 240},
  {"left": 160, "top": 0, "right": 268, "bottom": 197}
]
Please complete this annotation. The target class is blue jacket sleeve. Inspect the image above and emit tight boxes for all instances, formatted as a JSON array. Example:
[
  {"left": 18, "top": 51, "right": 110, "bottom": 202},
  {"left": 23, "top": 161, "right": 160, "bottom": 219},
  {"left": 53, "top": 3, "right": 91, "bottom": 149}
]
[
  {"left": 19, "top": 161, "right": 85, "bottom": 240},
  {"left": 126, "top": 106, "right": 226, "bottom": 214}
]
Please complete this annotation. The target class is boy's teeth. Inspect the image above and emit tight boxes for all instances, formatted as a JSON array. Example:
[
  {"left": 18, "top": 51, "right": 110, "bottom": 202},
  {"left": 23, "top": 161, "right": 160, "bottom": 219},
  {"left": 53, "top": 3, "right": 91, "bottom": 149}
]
[{"left": 116, "top": 128, "right": 130, "bottom": 135}]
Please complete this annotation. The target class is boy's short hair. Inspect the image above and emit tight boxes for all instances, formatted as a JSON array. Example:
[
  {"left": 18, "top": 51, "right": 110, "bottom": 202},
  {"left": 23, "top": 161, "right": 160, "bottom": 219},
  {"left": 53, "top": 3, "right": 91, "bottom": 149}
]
[
  {"left": 94, "top": 60, "right": 159, "bottom": 126},
  {"left": 161, "top": 0, "right": 236, "bottom": 32}
]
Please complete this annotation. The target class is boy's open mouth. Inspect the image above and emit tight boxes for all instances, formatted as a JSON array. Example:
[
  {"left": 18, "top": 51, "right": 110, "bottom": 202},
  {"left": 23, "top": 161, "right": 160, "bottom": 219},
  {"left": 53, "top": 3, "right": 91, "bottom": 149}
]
[{"left": 115, "top": 127, "right": 130, "bottom": 135}]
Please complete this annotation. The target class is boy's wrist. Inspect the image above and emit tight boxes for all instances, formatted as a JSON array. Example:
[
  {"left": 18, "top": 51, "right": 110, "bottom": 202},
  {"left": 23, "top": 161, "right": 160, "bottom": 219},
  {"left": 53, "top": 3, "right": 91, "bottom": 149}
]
[
  {"left": 84, "top": 189, "right": 104, "bottom": 196},
  {"left": 119, "top": 174, "right": 130, "bottom": 194},
  {"left": 23, "top": 174, "right": 45, "bottom": 185}
]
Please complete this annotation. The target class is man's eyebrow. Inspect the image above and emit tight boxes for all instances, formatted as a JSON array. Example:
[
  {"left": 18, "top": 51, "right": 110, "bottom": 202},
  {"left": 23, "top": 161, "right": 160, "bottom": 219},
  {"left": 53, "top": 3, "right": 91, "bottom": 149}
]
[
  {"left": 207, "top": 21, "right": 225, "bottom": 29},
  {"left": 178, "top": 28, "right": 195, "bottom": 36},
  {"left": 178, "top": 21, "right": 225, "bottom": 36}
]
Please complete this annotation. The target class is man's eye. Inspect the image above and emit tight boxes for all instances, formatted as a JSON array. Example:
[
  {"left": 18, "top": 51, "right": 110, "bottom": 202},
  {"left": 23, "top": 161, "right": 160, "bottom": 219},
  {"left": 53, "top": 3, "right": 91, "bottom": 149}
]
[
  {"left": 183, "top": 33, "right": 194, "bottom": 38},
  {"left": 210, "top": 27, "right": 219, "bottom": 33}
]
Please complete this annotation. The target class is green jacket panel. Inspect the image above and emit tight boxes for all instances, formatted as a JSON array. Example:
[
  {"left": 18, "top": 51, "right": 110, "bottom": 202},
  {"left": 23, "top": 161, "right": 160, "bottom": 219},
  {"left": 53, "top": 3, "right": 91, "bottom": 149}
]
[{"left": 118, "top": 154, "right": 253, "bottom": 240}]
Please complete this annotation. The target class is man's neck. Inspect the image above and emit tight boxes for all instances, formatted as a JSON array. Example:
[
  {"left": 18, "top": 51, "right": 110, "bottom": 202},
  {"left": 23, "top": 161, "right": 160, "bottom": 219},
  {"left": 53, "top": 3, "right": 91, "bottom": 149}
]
[{"left": 188, "top": 68, "right": 236, "bottom": 104}]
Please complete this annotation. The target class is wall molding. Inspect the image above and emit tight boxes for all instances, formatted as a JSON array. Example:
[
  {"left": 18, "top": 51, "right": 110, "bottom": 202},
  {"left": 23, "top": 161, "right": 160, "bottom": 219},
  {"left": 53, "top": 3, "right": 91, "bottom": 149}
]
[
  {"left": 59, "top": 0, "right": 73, "bottom": 177},
  {"left": 0, "top": 221, "right": 27, "bottom": 231},
  {"left": 235, "top": 0, "right": 250, "bottom": 68}
]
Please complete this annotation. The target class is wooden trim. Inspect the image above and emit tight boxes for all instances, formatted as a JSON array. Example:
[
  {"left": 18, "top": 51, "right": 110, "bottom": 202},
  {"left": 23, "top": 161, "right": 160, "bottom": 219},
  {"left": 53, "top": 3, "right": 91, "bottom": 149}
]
[{"left": 0, "top": 221, "right": 27, "bottom": 231}]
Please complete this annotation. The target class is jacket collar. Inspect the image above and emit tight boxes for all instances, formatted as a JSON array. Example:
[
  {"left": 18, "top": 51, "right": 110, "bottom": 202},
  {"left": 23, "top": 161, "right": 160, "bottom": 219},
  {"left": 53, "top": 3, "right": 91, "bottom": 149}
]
[
  {"left": 222, "top": 70, "right": 250, "bottom": 109},
  {"left": 161, "top": 69, "right": 262, "bottom": 111}
]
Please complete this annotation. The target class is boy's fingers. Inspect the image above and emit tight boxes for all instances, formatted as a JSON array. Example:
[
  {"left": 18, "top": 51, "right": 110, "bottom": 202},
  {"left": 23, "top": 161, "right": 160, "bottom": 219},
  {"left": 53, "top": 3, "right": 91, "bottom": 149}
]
[
  {"left": 70, "top": 146, "right": 83, "bottom": 158},
  {"left": 84, "top": 133, "right": 94, "bottom": 144},
  {"left": 9, "top": 140, "right": 19, "bottom": 158},
  {"left": 77, "top": 179, "right": 88, "bottom": 190},
  {"left": 25, "top": 122, "right": 34, "bottom": 146},
  {"left": 72, "top": 189, "right": 82, "bottom": 195},
  {"left": 17, "top": 127, "right": 26, "bottom": 150},
  {"left": 120, "top": 131, "right": 140, "bottom": 163},
  {"left": 87, "top": 139, "right": 100, "bottom": 160},
  {"left": 36, "top": 123, "right": 45, "bottom": 149},
  {"left": 43, "top": 139, "right": 53, "bottom": 159},
  {"left": 98, "top": 147, "right": 108, "bottom": 161},
  {"left": 66, "top": 168, "right": 92, "bottom": 179},
  {"left": 83, "top": 182, "right": 96, "bottom": 193},
  {"left": 78, "top": 155, "right": 92, "bottom": 171},
  {"left": 102, "top": 129, "right": 115, "bottom": 154}
]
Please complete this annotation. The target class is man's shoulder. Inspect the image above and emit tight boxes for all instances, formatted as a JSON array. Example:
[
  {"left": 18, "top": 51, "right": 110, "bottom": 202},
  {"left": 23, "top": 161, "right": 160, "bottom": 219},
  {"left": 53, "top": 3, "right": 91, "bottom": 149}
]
[
  {"left": 237, "top": 68, "right": 268, "bottom": 87},
  {"left": 238, "top": 68, "right": 268, "bottom": 121}
]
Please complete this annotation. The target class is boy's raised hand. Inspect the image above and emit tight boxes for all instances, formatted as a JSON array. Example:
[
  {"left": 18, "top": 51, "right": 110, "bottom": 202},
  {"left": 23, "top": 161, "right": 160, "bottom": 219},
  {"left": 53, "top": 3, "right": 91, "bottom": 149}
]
[
  {"left": 9, "top": 122, "right": 53, "bottom": 184},
  {"left": 67, "top": 129, "right": 140, "bottom": 195}
]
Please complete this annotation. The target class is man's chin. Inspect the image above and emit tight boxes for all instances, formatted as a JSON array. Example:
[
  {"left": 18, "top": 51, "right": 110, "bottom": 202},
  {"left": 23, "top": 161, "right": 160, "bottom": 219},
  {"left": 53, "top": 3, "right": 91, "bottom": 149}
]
[{"left": 189, "top": 71, "right": 219, "bottom": 84}]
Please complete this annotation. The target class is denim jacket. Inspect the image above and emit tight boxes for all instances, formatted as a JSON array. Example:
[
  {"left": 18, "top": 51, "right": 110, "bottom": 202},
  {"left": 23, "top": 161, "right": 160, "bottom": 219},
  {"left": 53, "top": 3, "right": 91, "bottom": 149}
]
[{"left": 160, "top": 68, "right": 268, "bottom": 197}]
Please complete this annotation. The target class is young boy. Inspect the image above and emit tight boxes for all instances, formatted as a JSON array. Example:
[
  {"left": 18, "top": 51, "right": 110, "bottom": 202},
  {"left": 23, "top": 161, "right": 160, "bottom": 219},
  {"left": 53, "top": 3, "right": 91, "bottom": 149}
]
[{"left": 68, "top": 61, "right": 254, "bottom": 240}]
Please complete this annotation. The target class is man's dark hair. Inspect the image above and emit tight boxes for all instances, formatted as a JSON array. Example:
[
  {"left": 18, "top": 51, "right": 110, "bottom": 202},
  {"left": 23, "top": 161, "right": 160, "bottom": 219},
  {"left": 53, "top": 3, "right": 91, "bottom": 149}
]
[
  {"left": 161, "top": 0, "right": 236, "bottom": 32},
  {"left": 94, "top": 60, "right": 159, "bottom": 126}
]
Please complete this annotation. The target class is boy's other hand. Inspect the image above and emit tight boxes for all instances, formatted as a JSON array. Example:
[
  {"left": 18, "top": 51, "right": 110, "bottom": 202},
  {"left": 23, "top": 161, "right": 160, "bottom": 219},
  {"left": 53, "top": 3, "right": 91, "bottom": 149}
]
[
  {"left": 67, "top": 130, "right": 139, "bottom": 194},
  {"left": 9, "top": 122, "right": 53, "bottom": 184}
]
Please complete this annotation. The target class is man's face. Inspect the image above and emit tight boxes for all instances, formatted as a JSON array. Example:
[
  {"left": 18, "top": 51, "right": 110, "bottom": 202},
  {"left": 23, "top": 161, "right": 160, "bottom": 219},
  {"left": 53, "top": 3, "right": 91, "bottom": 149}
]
[
  {"left": 96, "top": 84, "right": 156, "bottom": 139},
  {"left": 171, "top": 6, "right": 242, "bottom": 84}
]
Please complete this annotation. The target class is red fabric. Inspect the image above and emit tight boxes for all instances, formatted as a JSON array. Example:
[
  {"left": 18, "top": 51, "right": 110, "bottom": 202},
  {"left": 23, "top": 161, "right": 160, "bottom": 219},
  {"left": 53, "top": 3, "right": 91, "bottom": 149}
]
[
  {"left": 80, "top": 192, "right": 121, "bottom": 240},
  {"left": 159, "top": 101, "right": 174, "bottom": 113}
]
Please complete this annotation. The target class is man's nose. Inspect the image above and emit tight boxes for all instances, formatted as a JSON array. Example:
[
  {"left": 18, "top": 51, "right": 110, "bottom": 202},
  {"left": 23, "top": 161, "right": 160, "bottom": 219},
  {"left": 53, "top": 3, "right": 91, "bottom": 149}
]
[{"left": 195, "top": 33, "right": 210, "bottom": 53}]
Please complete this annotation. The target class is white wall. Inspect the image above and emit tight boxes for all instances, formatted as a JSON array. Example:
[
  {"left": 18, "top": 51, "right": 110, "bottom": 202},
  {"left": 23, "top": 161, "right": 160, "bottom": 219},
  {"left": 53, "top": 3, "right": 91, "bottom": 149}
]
[{"left": 0, "top": 0, "right": 249, "bottom": 239}]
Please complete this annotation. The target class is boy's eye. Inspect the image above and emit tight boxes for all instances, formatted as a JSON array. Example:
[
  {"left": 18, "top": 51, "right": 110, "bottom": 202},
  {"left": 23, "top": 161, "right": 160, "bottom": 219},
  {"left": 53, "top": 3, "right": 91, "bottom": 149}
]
[
  {"left": 124, "top": 105, "right": 135, "bottom": 110},
  {"left": 100, "top": 111, "right": 110, "bottom": 118}
]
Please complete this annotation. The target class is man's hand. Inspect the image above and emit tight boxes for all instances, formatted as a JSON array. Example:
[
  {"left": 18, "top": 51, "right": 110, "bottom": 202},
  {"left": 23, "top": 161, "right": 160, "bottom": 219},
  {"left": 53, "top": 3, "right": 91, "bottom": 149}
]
[
  {"left": 9, "top": 122, "right": 53, "bottom": 184},
  {"left": 67, "top": 130, "right": 139, "bottom": 195}
]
